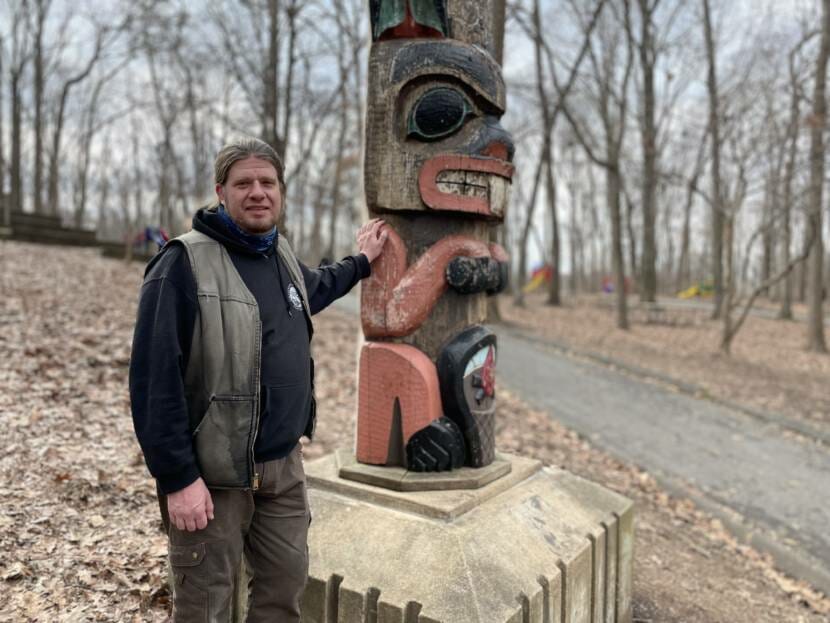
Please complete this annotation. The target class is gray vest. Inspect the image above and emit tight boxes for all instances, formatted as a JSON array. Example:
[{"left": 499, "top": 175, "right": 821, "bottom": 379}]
[{"left": 174, "top": 229, "right": 309, "bottom": 489}]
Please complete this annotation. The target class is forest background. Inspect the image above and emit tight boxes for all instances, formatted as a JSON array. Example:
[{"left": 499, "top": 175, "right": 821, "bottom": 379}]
[
  {"left": 3, "top": 1, "right": 830, "bottom": 620},
  {"left": 2, "top": 0, "right": 830, "bottom": 355}
]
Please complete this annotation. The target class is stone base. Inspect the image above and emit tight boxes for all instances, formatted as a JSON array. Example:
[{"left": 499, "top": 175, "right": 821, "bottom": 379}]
[
  {"left": 302, "top": 450, "right": 634, "bottom": 623},
  {"left": 338, "top": 449, "right": 512, "bottom": 492}
]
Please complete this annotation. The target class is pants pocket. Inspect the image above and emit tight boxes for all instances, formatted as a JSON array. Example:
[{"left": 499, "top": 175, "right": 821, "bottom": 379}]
[{"left": 170, "top": 543, "right": 209, "bottom": 623}]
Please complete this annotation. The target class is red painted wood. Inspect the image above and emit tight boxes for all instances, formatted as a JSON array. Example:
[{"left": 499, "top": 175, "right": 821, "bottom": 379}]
[
  {"left": 360, "top": 227, "right": 494, "bottom": 338},
  {"left": 356, "top": 342, "right": 443, "bottom": 465},
  {"left": 418, "top": 154, "right": 514, "bottom": 216}
]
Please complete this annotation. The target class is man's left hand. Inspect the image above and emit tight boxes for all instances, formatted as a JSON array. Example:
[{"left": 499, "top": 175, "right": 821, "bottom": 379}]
[{"left": 356, "top": 218, "right": 388, "bottom": 263}]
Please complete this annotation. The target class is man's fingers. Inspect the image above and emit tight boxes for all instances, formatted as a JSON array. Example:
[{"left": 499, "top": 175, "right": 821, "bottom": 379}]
[
  {"left": 184, "top": 516, "right": 197, "bottom": 532},
  {"left": 173, "top": 514, "right": 186, "bottom": 531},
  {"left": 195, "top": 511, "right": 208, "bottom": 531},
  {"left": 205, "top": 493, "right": 215, "bottom": 521}
]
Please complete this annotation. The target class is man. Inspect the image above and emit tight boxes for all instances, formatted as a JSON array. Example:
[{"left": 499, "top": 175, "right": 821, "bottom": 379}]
[{"left": 129, "top": 138, "right": 387, "bottom": 622}]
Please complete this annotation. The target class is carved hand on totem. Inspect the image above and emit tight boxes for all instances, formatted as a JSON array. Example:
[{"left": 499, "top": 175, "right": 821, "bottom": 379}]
[
  {"left": 361, "top": 226, "right": 510, "bottom": 338},
  {"left": 356, "top": 218, "right": 389, "bottom": 263}
]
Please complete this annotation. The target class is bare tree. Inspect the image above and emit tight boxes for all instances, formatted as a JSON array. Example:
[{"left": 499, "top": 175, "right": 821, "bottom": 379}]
[
  {"left": 72, "top": 63, "right": 125, "bottom": 228},
  {"left": 629, "top": 0, "right": 660, "bottom": 301},
  {"left": 779, "top": 32, "right": 816, "bottom": 319},
  {"left": 701, "top": 0, "right": 726, "bottom": 319},
  {"left": 31, "top": 0, "right": 51, "bottom": 214},
  {"left": 323, "top": 0, "right": 353, "bottom": 261},
  {"left": 0, "top": 33, "right": 7, "bottom": 227},
  {"left": 805, "top": 0, "right": 829, "bottom": 352},
  {"left": 8, "top": 0, "right": 31, "bottom": 216},
  {"left": 514, "top": 154, "right": 544, "bottom": 306},
  {"left": 558, "top": 0, "right": 635, "bottom": 329},
  {"left": 46, "top": 22, "right": 109, "bottom": 217},
  {"left": 509, "top": 0, "right": 607, "bottom": 307},
  {"left": 673, "top": 128, "right": 708, "bottom": 293}
]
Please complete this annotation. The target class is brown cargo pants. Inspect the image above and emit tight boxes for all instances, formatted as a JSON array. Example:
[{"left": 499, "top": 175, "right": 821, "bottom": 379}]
[{"left": 164, "top": 444, "right": 310, "bottom": 622}]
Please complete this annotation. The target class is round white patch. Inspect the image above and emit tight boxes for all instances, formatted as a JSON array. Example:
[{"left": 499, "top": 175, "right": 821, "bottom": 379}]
[{"left": 287, "top": 284, "right": 303, "bottom": 311}]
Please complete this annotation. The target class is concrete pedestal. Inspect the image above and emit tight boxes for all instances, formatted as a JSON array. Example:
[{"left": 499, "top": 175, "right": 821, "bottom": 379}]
[{"left": 301, "top": 450, "right": 634, "bottom": 623}]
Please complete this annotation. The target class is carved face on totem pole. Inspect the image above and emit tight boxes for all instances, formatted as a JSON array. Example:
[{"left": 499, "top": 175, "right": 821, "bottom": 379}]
[
  {"left": 365, "top": 0, "right": 515, "bottom": 220},
  {"left": 356, "top": 0, "right": 513, "bottom": 472}
]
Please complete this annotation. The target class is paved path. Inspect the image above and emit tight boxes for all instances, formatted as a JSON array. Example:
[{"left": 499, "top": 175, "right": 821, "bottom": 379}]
[
  {"left": 328, "top": 295, "right": 830, "bottom": 593},
  {"left": 495, "top": 324, "right": 830, "bottom": 594}
]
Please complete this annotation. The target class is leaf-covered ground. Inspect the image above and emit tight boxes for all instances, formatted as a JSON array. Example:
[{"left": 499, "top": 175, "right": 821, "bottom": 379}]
[{"left": 0, "top": 240, "right": 827, "bottom": 622}]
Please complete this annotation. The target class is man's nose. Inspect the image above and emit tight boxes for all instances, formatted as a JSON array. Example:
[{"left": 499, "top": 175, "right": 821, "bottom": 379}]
[{"left": 249, "top": 181, "right": 266, "bottom": 198}]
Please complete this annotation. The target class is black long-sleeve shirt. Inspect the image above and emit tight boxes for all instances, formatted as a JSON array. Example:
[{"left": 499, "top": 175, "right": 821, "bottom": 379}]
[{"left": 129, "top": 208, "right": 370, "bottom": 494}]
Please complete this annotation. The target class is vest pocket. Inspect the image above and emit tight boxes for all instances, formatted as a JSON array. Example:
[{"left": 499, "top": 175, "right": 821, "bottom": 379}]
[{"left": 193, "top": 395, "right": 256, "bottom": 488}]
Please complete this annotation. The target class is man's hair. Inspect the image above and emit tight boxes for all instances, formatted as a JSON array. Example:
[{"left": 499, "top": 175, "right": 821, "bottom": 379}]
[{"left": 214, "top": 138, "right": 286, "bottom": 193}]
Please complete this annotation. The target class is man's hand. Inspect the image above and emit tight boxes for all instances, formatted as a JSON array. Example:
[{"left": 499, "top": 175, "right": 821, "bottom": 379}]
[
  {"left": 167, "top": 477, "right": 214, "bottom": 532},
  {"left": 356, "top": 218, "right": 388, "bottom": 263}
]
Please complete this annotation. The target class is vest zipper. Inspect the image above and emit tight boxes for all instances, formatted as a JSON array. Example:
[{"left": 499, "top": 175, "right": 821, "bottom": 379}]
[{"left": 250, "top": 317, "right": 263, "bottom": 491}]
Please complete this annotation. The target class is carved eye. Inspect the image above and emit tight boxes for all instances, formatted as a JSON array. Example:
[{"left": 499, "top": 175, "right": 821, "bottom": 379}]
[{"left": 407, "top": 87, "right": 474, "bottom": 141}]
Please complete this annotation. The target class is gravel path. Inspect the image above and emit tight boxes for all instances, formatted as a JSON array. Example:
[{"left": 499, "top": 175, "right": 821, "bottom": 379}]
[{"left": 495, "top": 322, "right": 830, "bottom": 596}]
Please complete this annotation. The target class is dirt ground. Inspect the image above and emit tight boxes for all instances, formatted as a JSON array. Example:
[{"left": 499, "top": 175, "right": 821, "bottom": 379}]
[
  {"left": 500, "top": 291, "right": 830, "bottom": 435},
  {"left": 0, "top": 241, "right": 828, "bottom": 622}
]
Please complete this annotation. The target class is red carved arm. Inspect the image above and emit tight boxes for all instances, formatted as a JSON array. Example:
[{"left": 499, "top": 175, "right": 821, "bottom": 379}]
[{"left": 361, "top": 227, "right": 493, "bottom": 338}]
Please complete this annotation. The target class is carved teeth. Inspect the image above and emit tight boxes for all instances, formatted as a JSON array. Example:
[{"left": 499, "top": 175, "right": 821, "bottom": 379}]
[
  {"left": 488, "top": 175, "right": 509, "bottom": 217},
  {"left": 436, "top": 170, "right": 488, "bottom": 199},
  {"left": 434, "top": 169, "right": 511, "bottom": 217}
]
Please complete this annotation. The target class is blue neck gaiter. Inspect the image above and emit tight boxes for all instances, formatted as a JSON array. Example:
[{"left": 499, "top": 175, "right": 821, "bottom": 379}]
[{"left": 217, "top": 204, "right": 277, "bottom": 254}]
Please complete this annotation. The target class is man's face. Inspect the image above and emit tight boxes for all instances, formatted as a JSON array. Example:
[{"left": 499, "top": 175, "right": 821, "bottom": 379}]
[{"left": 215, "top": 156, "right": 281, "bottom": 234}]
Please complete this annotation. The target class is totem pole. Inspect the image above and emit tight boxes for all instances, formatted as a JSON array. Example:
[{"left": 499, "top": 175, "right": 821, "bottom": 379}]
[
  {"left": 357, "top": 0, "right": 513, "bottom": 472},
  {"left": 299, "top": 6, "right": 635, "bottom": 619}
]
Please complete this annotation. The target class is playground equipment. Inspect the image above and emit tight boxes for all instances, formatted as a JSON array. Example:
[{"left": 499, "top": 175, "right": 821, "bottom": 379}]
[
  {"left": 678, "top": 281, "right": 714, "bottom": 299},
  {"left": 134, "top": 226, "right": 169, "bottom": 250},
  {"left": 522, "top": 264, "right": 553, "bottom": 293}
]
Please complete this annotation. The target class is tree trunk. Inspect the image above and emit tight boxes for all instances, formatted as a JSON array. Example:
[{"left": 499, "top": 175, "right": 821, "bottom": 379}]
[
  {"left": 308, "top": 162, "right": 331, "bottom": 260},
  {"left": 281, "top": 0, "right": 300, "bottom": 167},
  {"left": 531, "top": 0, "right": 559, "bottom": 307},
  {"left": 264, "top": 0, "right": 283, "bottom": 157},
  {"left": 720, "top": 216, "right": 735, "bottom": 353},
  {"left": 702, "top": 0, "right": 724, "bottom": 319},
  {"left": 806, "top": 0, "right": 830, "bottom": 352},
  {"left": 625, "top": 194, "right": 638, "bottom": 282},
  {"left": 608, "top": 164, "right": 629, "bottom": 330},
  {"left": 779, "top": 67, "right": 800, "bottom": 319},
  {"left": 324, "top": 19, "right": 350, "bottom": 262},
  {"left": 74, "top": 79, "right": 106, "bottom": 228},
  {"left": 760, "top": 179, "right": 774, "bottom": 298},
  {"left": 324, "top": 100, "right": 349, "bottom": 261},
  {"left": 637, "top": 0, "right": 658, "bottom": 302},
  {"left": 515, "top": 155, "right": 545, "bottom": 307},
  {"left": 10, "top": 67, "right": 23, "bottom": 214},
  {"left": 544, "top": 145, "right": 561, "bottom": 306},
  {"left": 33, "top": 1, "right": 47, "bottom": 215},
  {"left": 675, "top": 178, "right": 695, "bottom": 293},
  {"left": 0, "top": 36, "right": 5, "bottom": 227},
  {"left": 46, "top": 32, "right": 105, "bottom": 218},
  {"left": 567, "top": 168, "right": 580, "bottom": 295},
  {"left": 96, "top": 138, "right": 112, "bottom": 232}
]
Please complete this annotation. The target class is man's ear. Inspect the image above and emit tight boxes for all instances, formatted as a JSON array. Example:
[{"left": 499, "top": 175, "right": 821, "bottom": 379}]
[{"left": 215, "top": 183, "right": 225, "bottom": 204}]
